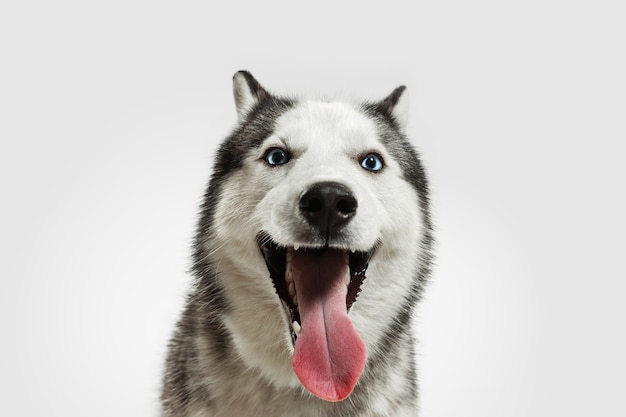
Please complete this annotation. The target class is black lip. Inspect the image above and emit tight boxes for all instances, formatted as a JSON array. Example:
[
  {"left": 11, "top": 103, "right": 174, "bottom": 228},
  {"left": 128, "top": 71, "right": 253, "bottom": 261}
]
[{"left": 256, "top": 232, "right": 377, "bottom": 343}]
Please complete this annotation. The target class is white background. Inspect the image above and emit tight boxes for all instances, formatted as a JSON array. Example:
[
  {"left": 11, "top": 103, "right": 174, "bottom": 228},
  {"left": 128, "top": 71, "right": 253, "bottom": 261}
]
[{"left": 1, "top": 1, "right": 624, "bottom": 416}]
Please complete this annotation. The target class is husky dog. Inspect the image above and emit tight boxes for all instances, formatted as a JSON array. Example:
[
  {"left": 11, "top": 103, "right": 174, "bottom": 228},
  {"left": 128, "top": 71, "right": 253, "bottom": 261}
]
[{"left": 161, "top": 71, "right": 433, "bottom": 416}]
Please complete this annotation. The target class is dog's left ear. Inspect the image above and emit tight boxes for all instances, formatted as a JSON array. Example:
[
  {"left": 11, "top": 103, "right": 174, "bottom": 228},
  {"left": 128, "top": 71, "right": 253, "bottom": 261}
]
[
  {"left": 232, "top": 70, "right": 268, "bottom": 122},
  {"left": 378, "top": 86, "right": 409, "bottom": 132}
]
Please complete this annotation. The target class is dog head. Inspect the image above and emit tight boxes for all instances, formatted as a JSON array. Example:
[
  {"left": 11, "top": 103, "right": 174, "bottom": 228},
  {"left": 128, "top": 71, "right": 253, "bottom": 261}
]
[{"left": 201, "top": 71, "right": 431, "bottom": 402}]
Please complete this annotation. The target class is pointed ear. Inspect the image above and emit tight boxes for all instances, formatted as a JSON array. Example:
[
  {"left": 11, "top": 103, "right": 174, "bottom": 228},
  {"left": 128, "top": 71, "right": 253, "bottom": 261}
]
[
  {"left": 232, "top": 71, "right": 268, "bottom": 121},
  {"left": 379, "top": 86, "right": 409, "bottom": 132}
]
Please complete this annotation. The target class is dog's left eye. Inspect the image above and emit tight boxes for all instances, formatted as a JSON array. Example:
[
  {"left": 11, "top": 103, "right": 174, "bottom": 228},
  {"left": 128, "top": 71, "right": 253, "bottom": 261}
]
[
  {"left": 360, "top": 153, "right": 384, "bottom": 172},
  {"left": 264, "top": 147, "right": 291, "bottom": 166}
]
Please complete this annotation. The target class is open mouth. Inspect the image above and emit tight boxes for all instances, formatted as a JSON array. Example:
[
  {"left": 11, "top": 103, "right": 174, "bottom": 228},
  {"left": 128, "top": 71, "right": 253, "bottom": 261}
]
[
  {"left": 257, "top": 232, "right": 376, "bottom": 402},
  {"left": 257, "top": 233, "right": 375, "bottom": 341}
]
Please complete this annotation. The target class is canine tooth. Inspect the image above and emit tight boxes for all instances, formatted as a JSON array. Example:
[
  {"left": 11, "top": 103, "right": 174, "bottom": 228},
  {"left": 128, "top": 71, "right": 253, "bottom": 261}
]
[
  {"left": 293, "top": 321, "right": 301, "bottom": 336},
  {"left": 294, "top": 244, "right": 300, "bottom": 251},
  {"left": 285, "top": 265, "right": 293, "bottom": 284},
  {"left": 293, "top": 294, "right": 298, "bottom": 306}
]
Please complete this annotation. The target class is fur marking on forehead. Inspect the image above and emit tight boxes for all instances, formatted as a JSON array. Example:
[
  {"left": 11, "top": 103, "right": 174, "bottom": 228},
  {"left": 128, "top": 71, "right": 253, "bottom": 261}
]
[{"left": 272, "top": 100, "right": 381, "bottom": 151}]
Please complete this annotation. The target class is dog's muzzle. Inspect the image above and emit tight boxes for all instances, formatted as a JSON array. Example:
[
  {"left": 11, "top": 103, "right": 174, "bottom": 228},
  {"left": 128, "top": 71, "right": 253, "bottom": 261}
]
[{"left": 256, "top": 182, "right": 377, "bottom": 402}]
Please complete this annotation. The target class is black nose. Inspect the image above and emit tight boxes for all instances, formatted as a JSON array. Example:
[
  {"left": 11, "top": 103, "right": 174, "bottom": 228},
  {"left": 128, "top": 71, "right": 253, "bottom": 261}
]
[{"left": 299, "top": 182, "right": 358, "bottom": 236}]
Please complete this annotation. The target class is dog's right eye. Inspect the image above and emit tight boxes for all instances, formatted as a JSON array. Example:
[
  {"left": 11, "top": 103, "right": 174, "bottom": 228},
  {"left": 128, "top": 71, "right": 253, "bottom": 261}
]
[{"left": 264, "top": 147, "right": 291, "bottom": 166}]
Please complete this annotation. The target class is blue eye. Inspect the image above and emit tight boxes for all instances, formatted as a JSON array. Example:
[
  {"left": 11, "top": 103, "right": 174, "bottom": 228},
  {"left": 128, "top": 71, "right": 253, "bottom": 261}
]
[
  {"left": 264, "top": 147, "right": 290, "bottom": 166},
  {"left": 360, "top": 153, "right": 384, "bottom": 172}
]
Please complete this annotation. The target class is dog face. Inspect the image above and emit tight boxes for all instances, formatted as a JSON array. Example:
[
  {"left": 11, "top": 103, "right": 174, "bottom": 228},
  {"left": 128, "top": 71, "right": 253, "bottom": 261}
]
[
  {"left": 256, "top": 100, "right": 399, "bottom": 250},
  {"left": 207, "top": 72, "right": 428, "bottom": 402}
]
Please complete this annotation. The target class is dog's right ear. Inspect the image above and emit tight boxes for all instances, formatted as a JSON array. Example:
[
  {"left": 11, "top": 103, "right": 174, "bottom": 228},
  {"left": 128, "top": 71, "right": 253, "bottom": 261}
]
[{"left": 233, "top": 71, "right": 268, "bottom": 122}]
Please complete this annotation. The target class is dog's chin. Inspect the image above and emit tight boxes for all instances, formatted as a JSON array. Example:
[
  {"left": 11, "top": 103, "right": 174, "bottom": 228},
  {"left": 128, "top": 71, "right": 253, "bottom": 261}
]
[{"left": 256, "top": 231, "right": 377, "bottom": 345}]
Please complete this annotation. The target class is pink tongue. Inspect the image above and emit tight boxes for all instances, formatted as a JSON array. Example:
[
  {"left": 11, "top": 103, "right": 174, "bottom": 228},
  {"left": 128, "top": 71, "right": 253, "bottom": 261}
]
[{"left": 290, "top": 249, "right": 367, "bottom": 402}]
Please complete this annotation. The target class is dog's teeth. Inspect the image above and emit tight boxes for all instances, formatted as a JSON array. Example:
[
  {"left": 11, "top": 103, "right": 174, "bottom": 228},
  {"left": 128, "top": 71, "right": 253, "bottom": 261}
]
[
  {"left": 288, "top": 281, "right": 296, "bottom": 298},
  {"left": 293, "top": 320, "right": 301, "bottom": 336},
  {"left": 293, "top": 294, "right": 298, "bottom": 306},
  {"left": 294, "top": 244, "right": 300, "bottom": 251},
  {"left": 285, "top": 266, "right": 293, "bottom": 284}
]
